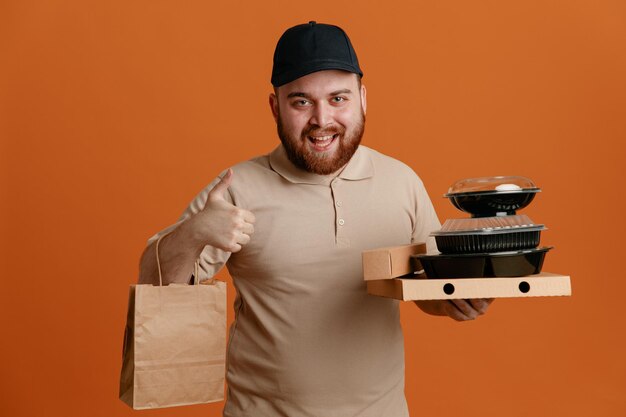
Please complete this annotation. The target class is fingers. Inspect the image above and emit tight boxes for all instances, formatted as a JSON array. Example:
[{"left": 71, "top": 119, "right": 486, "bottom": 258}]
[
  {"left": 229, "top": 243, "right": 242, "bottom": 253},
  {"left": 232, "top": 208, "right": 255, "bottom": 235},
  {"left": 223, "top": 233, "right": 248, "bottom": 253},
  {"left": 242, "top": 209, "right": 256, "bottom": 224},
  {"left": 208, "top": 169, "right": 233, "bottom": 201},
  {"left": 237, "top": 232, "right": 251, "bottom": 245},
  {"left": 241, "top": 222, "right": 254, "bottom": 235},
  {"left": 449, "top": 300, "right": 480, "bottom": 321},
  {"left": 225, "top": 209, "right": 254, "bottom": 252},
  {"left": 441, "top": 304, "right": 470, "bottom": 322},
  {"left": 445, "top": 298, "right": 494, "bottom": 321},
  {"left": 468, "top": 298, "right": 494, "bottom": 314}
]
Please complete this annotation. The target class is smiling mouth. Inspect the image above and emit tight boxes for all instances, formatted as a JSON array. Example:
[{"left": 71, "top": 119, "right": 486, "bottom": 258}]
[{"left": 307, "top": 134, "right": 338, "bottom": 151}]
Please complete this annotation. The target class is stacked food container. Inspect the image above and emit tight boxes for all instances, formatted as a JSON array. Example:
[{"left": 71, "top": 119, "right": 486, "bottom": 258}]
[{"left": 414, "top": 176, "right": 552, "bottom": 278}]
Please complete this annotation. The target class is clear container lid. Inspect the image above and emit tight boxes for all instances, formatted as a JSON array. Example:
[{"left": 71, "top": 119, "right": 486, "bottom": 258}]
[
  {"left": 432, "top": 214, "right": 546, "bottom": 236},
  {"left": 445, "top": 176, "right": 540, "bottom": 196}
]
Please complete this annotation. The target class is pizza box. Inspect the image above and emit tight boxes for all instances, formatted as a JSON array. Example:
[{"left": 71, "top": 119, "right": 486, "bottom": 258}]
[{"left": 366, "top": 272, "right": 571, "bottom": 301}]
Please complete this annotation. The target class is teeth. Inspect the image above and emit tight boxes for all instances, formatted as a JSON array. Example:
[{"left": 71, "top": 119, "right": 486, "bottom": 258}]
[{"left": 311, "top": 135, "right": 334, "bottom": 141}]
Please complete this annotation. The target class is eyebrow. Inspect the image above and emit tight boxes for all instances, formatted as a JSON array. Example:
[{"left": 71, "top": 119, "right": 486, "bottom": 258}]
[
  {"left": 329, "top": 88, "right": 353, "bottom": 96},
  {"left": 286, "top": 88, "right": 353, "bottom": 99}
]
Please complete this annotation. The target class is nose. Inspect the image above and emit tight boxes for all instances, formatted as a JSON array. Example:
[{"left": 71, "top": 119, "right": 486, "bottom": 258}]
[{"left": 309, "top": 102, "right": 332, "bottom": 127}]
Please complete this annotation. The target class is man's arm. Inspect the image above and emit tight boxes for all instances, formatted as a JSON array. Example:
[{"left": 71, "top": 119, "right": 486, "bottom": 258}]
[
  {"left": 138, "top": 221, "right": 206, "bottom": 285},
  {"left": 138, "top": 169, "right": 255, "bottom": 286}
]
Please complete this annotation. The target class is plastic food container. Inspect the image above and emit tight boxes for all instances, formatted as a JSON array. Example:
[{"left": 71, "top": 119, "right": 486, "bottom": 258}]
[
  {"left": 445, "top": 176, "right": 541, "bottom": 217},
  {"left": 432, "top": 214, "right": 546, "bottom": 254},
  {"left": 412, "top": 247, "right": 552, "bottom": 278}
]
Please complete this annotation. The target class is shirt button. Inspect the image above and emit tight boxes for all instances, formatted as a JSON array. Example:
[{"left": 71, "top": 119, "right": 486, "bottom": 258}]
[
  {"left": 338, "top": 219, "right": 345, "bottom": 226},
  {"left": 336, "top": 201, "right": 342, "bottom": 207}
]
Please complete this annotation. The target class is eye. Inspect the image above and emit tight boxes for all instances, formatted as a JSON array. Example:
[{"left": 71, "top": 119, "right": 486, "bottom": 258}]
[
  {"left": 332, "top": 96, "right": 346, "bottom": 103},
  {"left": 294, "top": 99, "right": 311, "bottom": 107}
]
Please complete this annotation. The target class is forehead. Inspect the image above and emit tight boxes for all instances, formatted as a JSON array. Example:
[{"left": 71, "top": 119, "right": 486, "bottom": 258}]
[{"left": 277, "top": 70, "right": 360, "bottom": 98}]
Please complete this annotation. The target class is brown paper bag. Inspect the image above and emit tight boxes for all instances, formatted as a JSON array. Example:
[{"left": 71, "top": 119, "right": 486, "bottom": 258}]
[{"left": 119, "top": 236, "right": 226, "bottom": 409}]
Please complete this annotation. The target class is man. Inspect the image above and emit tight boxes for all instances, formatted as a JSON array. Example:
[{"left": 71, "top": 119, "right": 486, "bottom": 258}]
[{"left": 139, "top": 21, "right": 492, "bottom": 416}]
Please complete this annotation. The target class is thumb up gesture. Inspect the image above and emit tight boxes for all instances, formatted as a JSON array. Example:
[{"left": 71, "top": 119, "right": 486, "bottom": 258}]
[{"left": 190, "top": 169, "right": 256, "bottom": 253}]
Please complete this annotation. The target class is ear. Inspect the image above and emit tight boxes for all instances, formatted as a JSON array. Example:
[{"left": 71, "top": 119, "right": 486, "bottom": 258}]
[
  {"left": 269, "top": 93, "right": 279, "bottom": 122},
  {"left": 360, "top": 84, "right": 367, "bottom": 115}
]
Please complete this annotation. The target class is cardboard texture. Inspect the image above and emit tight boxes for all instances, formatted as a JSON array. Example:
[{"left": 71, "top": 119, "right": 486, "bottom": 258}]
[
  {"left": 362, "top": 243, "right": 427, "bottom": 280},
  {"left": 119, "top": 282, "right": 227, "bottom": 409},
  {"left": 366, "top": 272, "right": 571, "bottom": 300}
]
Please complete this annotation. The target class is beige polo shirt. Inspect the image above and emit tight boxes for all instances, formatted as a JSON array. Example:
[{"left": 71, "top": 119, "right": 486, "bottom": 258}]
[{"left": 149, "top": 144, "right": 441, "bottom": 417}]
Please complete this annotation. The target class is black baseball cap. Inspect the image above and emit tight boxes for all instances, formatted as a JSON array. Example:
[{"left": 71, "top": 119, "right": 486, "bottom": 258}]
[{"left": 271, "top": 21, "right": 363, "bottom": 87}]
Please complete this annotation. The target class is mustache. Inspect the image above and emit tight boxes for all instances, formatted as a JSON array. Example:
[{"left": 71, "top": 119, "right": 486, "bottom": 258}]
[{"left": 302, "top": 125, "right": 345, "bottom": 137}]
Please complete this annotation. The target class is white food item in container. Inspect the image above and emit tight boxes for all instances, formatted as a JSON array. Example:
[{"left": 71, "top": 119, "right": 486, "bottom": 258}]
[{"left": 495, "top": 183, "right": 522, "bottom": 191}]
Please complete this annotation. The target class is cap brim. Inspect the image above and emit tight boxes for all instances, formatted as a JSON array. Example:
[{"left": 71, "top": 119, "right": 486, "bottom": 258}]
[{"left": 272, "top": 60, "right": 363, "bottom": 87}]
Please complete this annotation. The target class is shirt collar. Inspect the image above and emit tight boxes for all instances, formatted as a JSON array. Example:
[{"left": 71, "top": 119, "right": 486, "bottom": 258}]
[{"left": 269, "top": 144, "right": 374, "bottom": 185}]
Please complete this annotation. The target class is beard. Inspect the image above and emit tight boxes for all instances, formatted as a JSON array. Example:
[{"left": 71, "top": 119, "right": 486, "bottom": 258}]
[{"left": 276, "top": 112, "right": 365, "bottom": 175}]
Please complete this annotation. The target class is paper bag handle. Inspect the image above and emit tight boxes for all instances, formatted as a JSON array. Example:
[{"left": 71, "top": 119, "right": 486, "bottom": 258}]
[{"left": 155, "top": 233, "right": 207, "bottom": 286}]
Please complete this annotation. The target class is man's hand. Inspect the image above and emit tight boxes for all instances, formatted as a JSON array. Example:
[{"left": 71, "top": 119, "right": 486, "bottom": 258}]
[
  {"left": 138, "top": 169, "right": 255, "bottom": 285},
  {"left": 414, "top": 298, "right": 494, "bottom": 321},
  {"left": 183, "top": 169, "right": 256, "bottom": 253}
]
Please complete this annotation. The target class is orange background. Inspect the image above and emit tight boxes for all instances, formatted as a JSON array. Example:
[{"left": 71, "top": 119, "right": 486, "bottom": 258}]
[{"left": 2, "top": 1, "right": 625, "bottom": 416}]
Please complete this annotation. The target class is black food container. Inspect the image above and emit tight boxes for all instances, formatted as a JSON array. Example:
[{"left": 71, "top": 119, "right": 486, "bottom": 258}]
[
  {"left": 412, "top": 247, "right": 552, "bottom": 278},
  {"left": 445, "top": 176, "right": 541, "bottom": 217},
  {"left": 432, "top": 215, "right": 546, "bottom": 254}
]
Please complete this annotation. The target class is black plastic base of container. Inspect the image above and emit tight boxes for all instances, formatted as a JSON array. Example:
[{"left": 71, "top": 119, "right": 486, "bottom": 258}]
[
  {"left": 447, "top": 191, "right": 538, "bottom": 217},
  {"left": 434, "top": 230, "right": 541, "bottom": 254},
  {"left": 412, "top": 247, "right": 552, "bottom": 278}
]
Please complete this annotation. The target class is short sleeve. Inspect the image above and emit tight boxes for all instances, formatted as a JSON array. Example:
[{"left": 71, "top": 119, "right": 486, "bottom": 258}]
[{"left": 410, "top": 176, "right": 441, "bottom": 254}]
